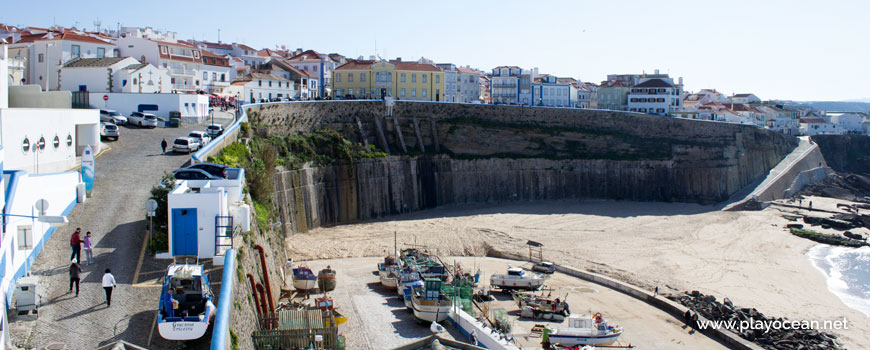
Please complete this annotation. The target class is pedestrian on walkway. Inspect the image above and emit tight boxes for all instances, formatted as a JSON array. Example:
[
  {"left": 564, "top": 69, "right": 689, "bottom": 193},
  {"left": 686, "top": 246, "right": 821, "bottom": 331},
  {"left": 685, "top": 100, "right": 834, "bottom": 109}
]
[
  {"left": 69, "top": 228, "right": 82, "bottom": 264},
  {"left": 83, "top": 231, "right": 94, "bottom": 265},
  {"left": 102, "top": 269, "right": 117, "bottom": 307},
  {"left": 69, "top": 261, "right": 82, "bottom": 296},
  {"left": 161, "top": 139, "right": 168, "bottom": 154}
]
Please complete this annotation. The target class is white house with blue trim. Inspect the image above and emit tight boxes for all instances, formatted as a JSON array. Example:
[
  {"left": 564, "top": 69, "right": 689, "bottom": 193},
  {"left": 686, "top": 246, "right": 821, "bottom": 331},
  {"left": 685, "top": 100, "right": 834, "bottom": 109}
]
[
  {"left": 532, "top": 75, "right": 576, "bottom": 107},
  {"left": 1, "top": 42, "right": 89, "bottom": 348},
  {"left": 167, "top": 168, "right": 248, "bottom": 265}
]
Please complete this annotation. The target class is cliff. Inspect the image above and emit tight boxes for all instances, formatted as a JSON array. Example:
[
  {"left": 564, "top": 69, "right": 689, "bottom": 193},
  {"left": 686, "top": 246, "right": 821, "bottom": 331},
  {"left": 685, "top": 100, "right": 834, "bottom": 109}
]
[{"left": 246, "top": 101, "right": 797, "bottom": 233}]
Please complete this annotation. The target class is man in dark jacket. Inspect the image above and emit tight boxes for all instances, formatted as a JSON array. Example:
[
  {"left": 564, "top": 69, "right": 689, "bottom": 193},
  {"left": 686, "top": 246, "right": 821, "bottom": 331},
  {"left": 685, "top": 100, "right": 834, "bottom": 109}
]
[
  {"left": 69, "top": 261, "right": 82, "bottom": 296},
  {"left": 70, "top": 228, "right": 82, "bottom": 264},
  {"left": 161, "top": 139, "right": 168, "bottom": 153}
]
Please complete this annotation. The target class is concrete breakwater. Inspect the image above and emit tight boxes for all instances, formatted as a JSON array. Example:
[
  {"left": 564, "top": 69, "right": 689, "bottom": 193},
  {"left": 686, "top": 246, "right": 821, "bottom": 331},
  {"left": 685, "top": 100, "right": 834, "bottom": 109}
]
[{"left": 250, "top": 101, "right": 797, "bottom": 233}]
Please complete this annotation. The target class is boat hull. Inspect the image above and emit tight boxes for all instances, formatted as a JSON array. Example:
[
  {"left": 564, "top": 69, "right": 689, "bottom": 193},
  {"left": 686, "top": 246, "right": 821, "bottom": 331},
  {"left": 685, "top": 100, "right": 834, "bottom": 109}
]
[
  {"left": 293, "top": 278, "right": 317, "bottom": 291},
  {"left": 158, "top": 321, "right": 210, "bottom": 340},
  {"left": 491, "top": 279, "right": 544, "bottom": 290},
  {"left": 549, "top": 331, "right": 622, "bottom": 346},
  {"left": 411, "top": 303, "right": 450, "bottom": 322},
  {"left": 380, "top": 276, "right": 398, "bottom": 290}
]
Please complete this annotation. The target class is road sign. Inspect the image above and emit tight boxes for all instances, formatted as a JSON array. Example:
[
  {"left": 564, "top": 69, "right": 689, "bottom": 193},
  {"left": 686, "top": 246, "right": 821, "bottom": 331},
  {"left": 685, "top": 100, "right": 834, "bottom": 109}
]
[
  {"left": 103, "top": 95, "right": 109, "bottom": 101},
  {"left": 34, "top": 199, "right": 49, "bottom": 216},
  {"left": 145, "top": 199, "right": 159, "bottom": 213}
]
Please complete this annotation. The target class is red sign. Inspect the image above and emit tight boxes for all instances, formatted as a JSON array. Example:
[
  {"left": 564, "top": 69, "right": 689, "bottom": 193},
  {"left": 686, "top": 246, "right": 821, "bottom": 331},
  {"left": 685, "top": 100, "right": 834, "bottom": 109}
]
[{"left": 103, "top": 95, "right": 109, "bottom": 101}]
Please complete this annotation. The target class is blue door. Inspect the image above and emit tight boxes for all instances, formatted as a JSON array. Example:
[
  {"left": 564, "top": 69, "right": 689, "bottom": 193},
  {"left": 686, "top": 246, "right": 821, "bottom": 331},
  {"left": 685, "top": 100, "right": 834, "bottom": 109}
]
[{"left": 172, "top": 208, "right": 198, "bottom": 256}]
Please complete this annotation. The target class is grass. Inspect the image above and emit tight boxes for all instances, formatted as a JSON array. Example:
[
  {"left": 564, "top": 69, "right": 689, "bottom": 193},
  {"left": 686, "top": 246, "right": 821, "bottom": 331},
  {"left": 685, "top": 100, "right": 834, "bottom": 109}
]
[{"left": 253, "top": 201, "right": 270, "bottom": 232}]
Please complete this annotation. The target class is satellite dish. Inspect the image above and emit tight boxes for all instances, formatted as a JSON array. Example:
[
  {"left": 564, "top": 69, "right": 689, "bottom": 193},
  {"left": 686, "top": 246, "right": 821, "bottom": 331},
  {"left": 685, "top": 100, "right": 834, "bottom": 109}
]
[
  {"left": 145, "top": 199, "right": 159, "bottom": 212},
  {"left": 34, "top": 199, "right": 49, "bottom": 216}
]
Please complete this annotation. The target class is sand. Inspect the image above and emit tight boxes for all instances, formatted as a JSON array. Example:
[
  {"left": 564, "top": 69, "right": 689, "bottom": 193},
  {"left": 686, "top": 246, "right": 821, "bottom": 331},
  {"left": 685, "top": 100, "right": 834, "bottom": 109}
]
[{"left": 285, "top": 197, "right": 870, "bottom": 348}]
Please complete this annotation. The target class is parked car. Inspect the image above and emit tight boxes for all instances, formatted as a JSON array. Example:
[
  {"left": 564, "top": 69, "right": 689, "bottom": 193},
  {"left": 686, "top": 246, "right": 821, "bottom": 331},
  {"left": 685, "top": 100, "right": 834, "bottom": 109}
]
[
  {"left": 186, "top": 162, "right": 228, "bottom": 178},
  {"left": 188, "top": 131, "right": 211, "bottom": 146},
  {"left": 173, "top": 168, "right": 217, "bottom": 180},
  {"left": 206, "top": 124, "right": 224, "bottom": 137},
  {"left": 99, "top": 109, "right": 127, "bottom": 124},
  {"left": 129, "top": 112, "right": 158, "bottom": 128},
  {"left": 100, "top": 122, "right": 120, "bottom": 140},
  {"left": 172, "top": 137, "right": 201, "bottom": 153}
]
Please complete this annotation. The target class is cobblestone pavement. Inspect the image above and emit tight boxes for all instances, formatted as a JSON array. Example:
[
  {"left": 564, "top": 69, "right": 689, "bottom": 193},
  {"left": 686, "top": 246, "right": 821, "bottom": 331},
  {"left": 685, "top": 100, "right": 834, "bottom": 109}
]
[{"left": 8, "top": 113, "right": 236, "bottom": 350}]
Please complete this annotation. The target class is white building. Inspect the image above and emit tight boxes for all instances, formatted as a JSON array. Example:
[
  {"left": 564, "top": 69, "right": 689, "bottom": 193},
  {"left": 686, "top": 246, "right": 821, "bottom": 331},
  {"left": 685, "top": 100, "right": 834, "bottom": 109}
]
[
  {"left": 231, "top": 43, "right": 268, "bottom": 67},
  {"left": 59, "top": 57, "right": 170, "bottom": 93},
  {"left": 15, "top": 31, "right": 116, "bottom": 92},
  {"left": 0, "top": 44, "right": 89, "bottom": 342},
  {"left": 200, "top": 51, "right": 232, "bottom": 96},
  {"left": 627, "top": 78, "right": 682, "bottom": 115},
  {"left": 800, "top": 117, "right": 839, "bottom": 135},
  {"left": 167, "top": 168, "right": 248, "bottom": 264},
  {"left": 286, "top": 50, "right": 344, "bottom": 98},
  {"left": 117, "top": 36, "right": 206, "bottom": 93},
  {"left": 490, "top": 66, "right": 535, "bottom": 105},
  {"left": 828, "top": 112, "right": 866, "bottom": 134},
  {"left": 730, "top": 93, "right": 761, "bottom": 104},
  {"left": 532, "top": 75, "right": 575, "bottom": 107},
  {"left": 228, "top": 73, "right": 294, "bottom": 103},
  {"left": 436, "top": 64, "right": 481, "bottom": 103}
]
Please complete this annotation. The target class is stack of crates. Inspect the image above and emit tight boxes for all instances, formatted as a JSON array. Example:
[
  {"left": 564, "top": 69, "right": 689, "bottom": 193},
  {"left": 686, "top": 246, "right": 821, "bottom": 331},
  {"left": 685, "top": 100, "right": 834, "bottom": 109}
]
[{"left": 424, "top": 278, "right": 441, "bottom": 300}]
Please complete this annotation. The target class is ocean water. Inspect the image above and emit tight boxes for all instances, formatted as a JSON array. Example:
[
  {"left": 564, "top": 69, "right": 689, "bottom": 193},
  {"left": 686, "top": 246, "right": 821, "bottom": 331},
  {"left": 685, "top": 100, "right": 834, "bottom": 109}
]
[{"left": 808, "top": 245, "right": 870, "bottom": 317}]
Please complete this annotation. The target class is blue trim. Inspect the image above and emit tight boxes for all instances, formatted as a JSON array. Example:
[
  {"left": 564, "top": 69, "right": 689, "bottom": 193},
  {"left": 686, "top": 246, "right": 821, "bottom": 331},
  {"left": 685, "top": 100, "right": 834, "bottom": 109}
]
[
  {"left": 210, "top": 248, "right": 236, "bottom": 350},
  {"left": 3, "top": 170, "right": 25, "bottom": 232},
  {"left": 5, "top": 197, "right": 77, "bottom": 305}
]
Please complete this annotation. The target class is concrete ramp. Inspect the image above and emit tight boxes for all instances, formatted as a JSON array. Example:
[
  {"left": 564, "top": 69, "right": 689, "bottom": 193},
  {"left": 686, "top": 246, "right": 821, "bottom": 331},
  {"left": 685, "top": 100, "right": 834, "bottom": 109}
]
[{"left": 724, "top": 137, "right": 829, "bottom": 211}]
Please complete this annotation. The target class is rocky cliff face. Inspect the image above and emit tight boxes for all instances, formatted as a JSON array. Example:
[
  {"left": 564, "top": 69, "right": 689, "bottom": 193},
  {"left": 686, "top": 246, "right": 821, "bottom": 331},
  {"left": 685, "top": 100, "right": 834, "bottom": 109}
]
[
  {"left": 248, "top": 102, "right": 797, "bottom": 233},
  {"left": 811, "top": 135, "right": 870, "bottom": 175}
]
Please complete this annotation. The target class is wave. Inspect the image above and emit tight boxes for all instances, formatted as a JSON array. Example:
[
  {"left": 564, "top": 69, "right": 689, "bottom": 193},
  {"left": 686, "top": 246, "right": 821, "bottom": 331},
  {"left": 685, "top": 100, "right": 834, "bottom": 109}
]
[{"left": 808, "top": 245, "right": 870, "bottom": 317}]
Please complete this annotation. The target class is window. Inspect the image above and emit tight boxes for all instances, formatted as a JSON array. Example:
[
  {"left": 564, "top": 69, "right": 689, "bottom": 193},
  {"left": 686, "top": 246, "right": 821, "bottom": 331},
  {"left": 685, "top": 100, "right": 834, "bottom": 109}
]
[
  {"left": 401, "top": 88, "right": 406, "bottom": 97},
  {"left": 269, "top": 81, "right": 272, "bottom": 87},
  {"left": 412, "top": 88, "right": 416, "bottom": 97},
  {"left": 21, "top": 137, "right": 30, "bottom": 153},
  {"left": 361, "top": 88, "right": 365, "bottom": 95},
  {"left": 422, "top": 88, "right": 427, "bottom": 97},
  {"left": 160, "top": 46, "right": 167, "bottom": 54},
  {"left": 203, "top": 72, "right": 208, "bottom": 80},
  {"left": 338, "top": 89, "right": 344, "bottom": 95},
  {"left": 422, "top": 75, "right": 427, "bottom": 83},
  {"left": 71, "top": 45, "right": 81, "bottom": 58},
  {"left": 412, "top": 74, "right": 416, "bottom": 83},
  {"left": 220, "top": 73, "right": 225, "bottom": 82},
  {"left": 212, "top": 72, "right": 217, "bottom": 81},
  {"left": 133, "top": 78, "right": 137, "bottom": 85},
  {"left": 38, "top": 53, "right": 44, "bottom": 63},
  {"left": 17, "top": 225, "right": 33, "bottom": 250},
  {"left": 360, "top": 72, "right": 366, "bottom": 82},
  {"left": 336, "top": 74, "right": 341, "bottom": 82},
  {"left": 347, "top": 73, "right": 353, "bottom": 82},
  {"left": 401, "top": 73, "right": 406, "bottom": 82},
  {"left": 436, "top": 75, "right": 440, "bottom": 83},
  {"left": 314, "top": 66, "right": 318, "bottom": 72},
  {"left": 349, "top": 88, "right": 353, "bottom": 95},
  {"left": 376, "top": 71, "right": 392, "bottom": 82},
  {"left": 97, "top": 47, "right": 105, "bottom": 58},
  {"left": 258, "top": 80, "right": 262, "bottom": 87}
]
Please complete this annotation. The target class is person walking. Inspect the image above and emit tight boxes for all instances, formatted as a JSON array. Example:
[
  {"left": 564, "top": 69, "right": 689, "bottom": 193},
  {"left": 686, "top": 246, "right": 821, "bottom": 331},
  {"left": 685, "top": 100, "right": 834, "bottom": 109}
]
[
  {"left": 83, "top": 231, "right": 94, "bottom": 265},
  {"left": 69, "top": 261, "right": 82, "bottom": 296},
  {"left": 102, "top": 269, "right": 117, "bottom": 307},
  {"left": 69, "top": 228, "right": 82, "bottom": 264},
  {"left": 161, "top": 139, "right": 168, "bottom": 154}
]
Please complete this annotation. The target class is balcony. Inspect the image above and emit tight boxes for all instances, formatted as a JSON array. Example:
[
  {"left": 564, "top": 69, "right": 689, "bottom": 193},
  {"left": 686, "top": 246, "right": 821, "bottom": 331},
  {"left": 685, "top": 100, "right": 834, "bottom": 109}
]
[
  {"left": 170, "top": 69, "right": 196, "bottom": 76},
  {"left": 491, "top": 83, "right": 517, "bottom": 89},
  {"left": 172, "top": 83, "right": 196, "bottom": 91}
]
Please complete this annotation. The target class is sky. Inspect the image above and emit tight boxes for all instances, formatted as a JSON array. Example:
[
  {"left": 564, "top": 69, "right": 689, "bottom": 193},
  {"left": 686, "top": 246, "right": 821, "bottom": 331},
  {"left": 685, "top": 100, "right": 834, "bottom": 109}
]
[{"left": 5, "top": 0, "right": 869, "bottom": 101}]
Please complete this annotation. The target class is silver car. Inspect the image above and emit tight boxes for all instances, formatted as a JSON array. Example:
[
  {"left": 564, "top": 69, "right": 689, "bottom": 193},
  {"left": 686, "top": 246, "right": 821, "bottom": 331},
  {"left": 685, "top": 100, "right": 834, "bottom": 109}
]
[
  {"left": 172, "top": 137, "right": 201, "bottom": 153},
  {"left": 188, "top": 131, "right": 211, "bottom": 146},
  {"left": 100, "top": 122, "right": 120, "bottom": 140},
  {"left": 100, "top": 109, "right": 128, "bottom": 124}
]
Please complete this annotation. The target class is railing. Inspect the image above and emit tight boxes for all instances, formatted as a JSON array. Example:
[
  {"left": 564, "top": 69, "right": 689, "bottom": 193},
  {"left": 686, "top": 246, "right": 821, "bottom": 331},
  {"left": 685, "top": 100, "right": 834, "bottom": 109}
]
[
  {"left": 491, "top": 84, "right": 517, "bottom": 88},
  {"left": 172, "top": 83, "right": 195, "bottom": 91},
  {"left": 209, "top": 249, "right": 236, "bottom": 350},
  {"left": 170, "top": 69, "right": 196, "bottom": 76},
  {"left": 214, "top": 215, "right": 233, "bottom": 256}
]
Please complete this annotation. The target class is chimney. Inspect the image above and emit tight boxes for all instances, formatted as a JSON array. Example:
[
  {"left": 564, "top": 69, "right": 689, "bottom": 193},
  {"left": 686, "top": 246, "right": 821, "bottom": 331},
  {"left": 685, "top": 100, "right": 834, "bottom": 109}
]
[
  {"left": 395, "top": 57, "right": 401, "bottom": 62},
  {"left": 679, "top": 77, "right": 683, "bottom": 85},
  {"left": 654, "top": 69, "right": 660, "bottom": 75}
]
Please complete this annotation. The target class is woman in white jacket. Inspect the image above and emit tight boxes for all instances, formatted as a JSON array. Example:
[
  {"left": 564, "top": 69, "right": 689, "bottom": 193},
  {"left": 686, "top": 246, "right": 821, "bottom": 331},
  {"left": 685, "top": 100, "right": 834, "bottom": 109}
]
[{"left": 102, "top": 269, "right": 117, "bottom": 307}]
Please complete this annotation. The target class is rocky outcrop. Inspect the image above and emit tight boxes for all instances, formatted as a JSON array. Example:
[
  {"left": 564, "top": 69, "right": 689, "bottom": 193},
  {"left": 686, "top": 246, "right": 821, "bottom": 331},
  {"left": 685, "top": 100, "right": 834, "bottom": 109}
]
[
  {"left": 669, "top": 291, "right": 844, "bottom": 350},
  {"left": 811, "top": 135, "right": 870, "bottom": 175},
  {"left": 249, "top": 101, "right": 797, "bottom": 233}
]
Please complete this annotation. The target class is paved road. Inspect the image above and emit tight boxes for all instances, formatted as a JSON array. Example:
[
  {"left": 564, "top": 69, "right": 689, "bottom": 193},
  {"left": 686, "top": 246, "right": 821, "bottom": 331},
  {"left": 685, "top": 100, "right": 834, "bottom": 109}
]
[{"left": 10, "top": 113, "right": 234, "bottom": 349}]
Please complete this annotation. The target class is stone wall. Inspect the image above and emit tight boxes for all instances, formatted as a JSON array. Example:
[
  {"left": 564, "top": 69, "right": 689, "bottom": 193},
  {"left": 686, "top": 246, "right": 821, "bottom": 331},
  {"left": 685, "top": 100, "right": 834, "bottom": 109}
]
[{"left": 248, "top": 101, "right": 797, "bottom": 233}]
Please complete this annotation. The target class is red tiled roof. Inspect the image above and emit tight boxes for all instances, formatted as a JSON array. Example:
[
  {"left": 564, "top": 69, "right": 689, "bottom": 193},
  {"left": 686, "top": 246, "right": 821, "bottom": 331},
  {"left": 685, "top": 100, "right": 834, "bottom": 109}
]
[
  {"left": 18, "top": 31, "right": 113, "bottom": 45},
  {"left": 151, "top": 38, "right": 196, "bottom": 48},
  {"left": 456, "top": 67, "right": 479, "bottom": 75},
  {"left": 200, "top": 41, "right": 232, "bottom": 49},
  {"left": 333, "top": 59, "right": 441, "bottom": 72},
  {"left": 334, "top": 60, "right": 376, "bottom": 70},
  {"left": 235, "top": 43, "right": 256, "bottom": 51},
  {"left": 800, "top": 117, "right": 827, "bottom": 124},
  {"left": 288, "top": 49, "right": 324, "bottom": 61}
]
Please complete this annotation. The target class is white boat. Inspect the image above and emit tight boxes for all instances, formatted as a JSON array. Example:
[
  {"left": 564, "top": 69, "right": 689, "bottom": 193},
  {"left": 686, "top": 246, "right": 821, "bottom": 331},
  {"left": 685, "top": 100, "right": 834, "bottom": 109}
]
[
  {"left": 547, "top": 313, "right": 624, "bottom": 346},
  {"left": 410, "top": 278, "right": 451, "bottom": 322},
  {"left": 490, "top": 266, "right": 545, "bottom": 290},
  {"left": 157, "top": 264, "right": 216, "bottom": 340},
  {"left": 398, "top": 270, "right": 424, "bottom": 308},
  {"left": 292, "top": 265, "right": 317, "bottom": 291},
  {"left": 378, "top": 256, "right": 400, "bottom": 290}
]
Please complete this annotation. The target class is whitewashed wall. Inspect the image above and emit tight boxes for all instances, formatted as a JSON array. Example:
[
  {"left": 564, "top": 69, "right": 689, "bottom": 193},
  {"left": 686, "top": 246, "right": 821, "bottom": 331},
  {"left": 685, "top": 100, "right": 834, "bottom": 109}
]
[
  {"left": 0, "top": 107, "right": 99, "bottom": 173},
  {"left": 89, "top": 92, "right": 208, "bottom": 120}
]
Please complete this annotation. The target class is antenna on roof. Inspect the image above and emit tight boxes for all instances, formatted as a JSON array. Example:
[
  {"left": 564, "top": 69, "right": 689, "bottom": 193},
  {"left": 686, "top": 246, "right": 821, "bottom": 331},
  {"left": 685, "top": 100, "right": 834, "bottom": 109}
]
[{"left": 93, "top": 19, "right": 101, "bottom": 33}]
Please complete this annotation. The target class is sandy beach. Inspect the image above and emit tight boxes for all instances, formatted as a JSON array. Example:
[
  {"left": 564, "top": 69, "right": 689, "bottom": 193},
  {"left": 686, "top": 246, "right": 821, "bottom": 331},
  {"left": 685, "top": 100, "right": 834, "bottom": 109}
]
[{"left": 285, "top": 196, "right": 870, "bottom": 348}]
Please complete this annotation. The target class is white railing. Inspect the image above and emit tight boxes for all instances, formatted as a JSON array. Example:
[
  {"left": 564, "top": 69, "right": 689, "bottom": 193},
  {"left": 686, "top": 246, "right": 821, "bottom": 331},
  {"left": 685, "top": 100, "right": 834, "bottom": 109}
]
[{"left": 170, "top": 69, "right": 196, "bottom": 76}]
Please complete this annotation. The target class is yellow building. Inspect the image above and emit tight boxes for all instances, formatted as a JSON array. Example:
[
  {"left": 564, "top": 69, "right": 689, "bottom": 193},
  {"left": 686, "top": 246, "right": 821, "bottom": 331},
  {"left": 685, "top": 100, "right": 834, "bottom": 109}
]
[{"left": 332, "top": 59, "right": 445, "bottom": 101}]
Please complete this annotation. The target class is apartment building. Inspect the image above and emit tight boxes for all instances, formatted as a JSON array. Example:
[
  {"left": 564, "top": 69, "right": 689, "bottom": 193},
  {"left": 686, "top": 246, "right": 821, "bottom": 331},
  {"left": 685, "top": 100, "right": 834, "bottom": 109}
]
[{"left": 332, "top": 58, "right": 444, "bottom": 101}]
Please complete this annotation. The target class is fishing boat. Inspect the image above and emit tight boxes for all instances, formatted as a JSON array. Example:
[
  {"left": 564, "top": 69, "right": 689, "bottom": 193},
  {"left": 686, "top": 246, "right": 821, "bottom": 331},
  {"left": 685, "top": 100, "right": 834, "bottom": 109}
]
[
  {"left": 490, "top": 266, "right": 546, "bottom": 290},
  {"left": 513, "top": 290, "right": 570, "bottom": 316},
  {"left": 317, "top": 266, "right": 336, "bottom": 292},
  {"left": 410, "top": 278, "right": 452, "bottom": 322},
  {"left": 547, "top": 313, "right": 624, "bottom": 346},
  {"left": 157, "top": 264, "right": 216, "bottom": 340},
  {"left": 292, "top": 265, "right": 318, "bottom": 291},
  {"left": 378, "top": 256, "right": 400, "bottom": 290},
  {"left": 399, "top": 269, "right": 424, "bottom": 308},
  {"left": 315, "top": 296, "right": 348, "bottom": 334}
]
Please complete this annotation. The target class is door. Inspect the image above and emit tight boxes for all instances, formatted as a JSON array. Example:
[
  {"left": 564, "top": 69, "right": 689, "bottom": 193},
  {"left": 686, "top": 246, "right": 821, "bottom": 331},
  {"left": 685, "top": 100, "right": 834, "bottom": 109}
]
[{"left": 172, "top": 208, "right": 198, "bottom": 256}]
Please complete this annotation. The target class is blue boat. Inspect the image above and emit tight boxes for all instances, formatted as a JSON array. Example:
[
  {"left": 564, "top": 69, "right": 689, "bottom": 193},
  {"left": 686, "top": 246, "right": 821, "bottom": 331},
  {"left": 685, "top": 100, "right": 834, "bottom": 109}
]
[
  {"left": 292, "top": 265, "right": 318, "bottom": 291},
  {"left": 157, "top": 264, "right": 215, "bottom": 340}
]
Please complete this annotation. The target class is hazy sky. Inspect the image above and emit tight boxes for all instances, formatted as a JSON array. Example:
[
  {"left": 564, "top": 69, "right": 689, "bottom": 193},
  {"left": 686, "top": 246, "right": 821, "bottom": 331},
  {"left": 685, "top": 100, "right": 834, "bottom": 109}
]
[{"left": 5, "top": 0, "right": 868, "bottom": 101}]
